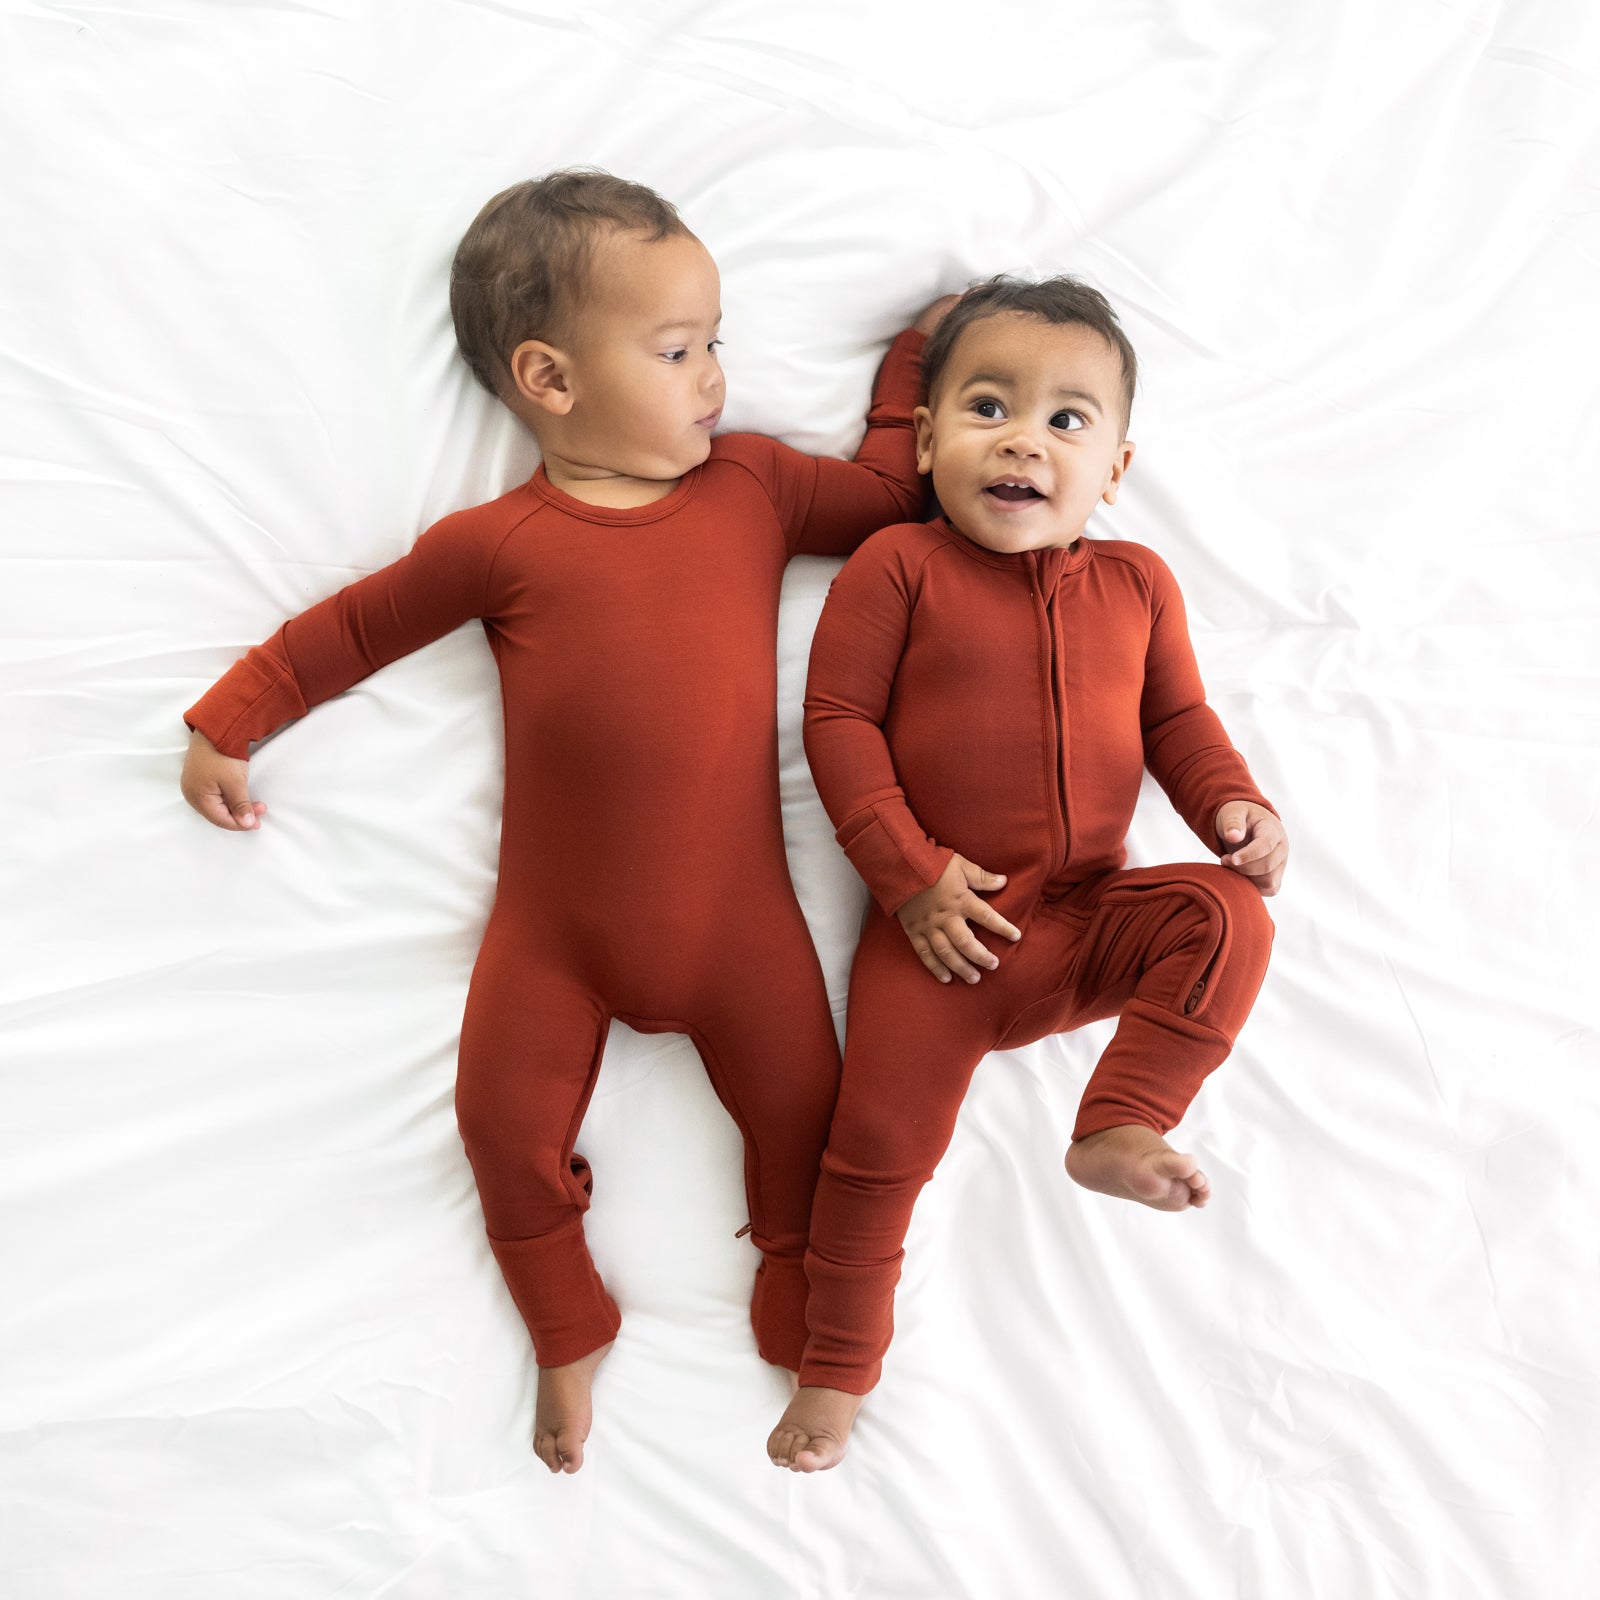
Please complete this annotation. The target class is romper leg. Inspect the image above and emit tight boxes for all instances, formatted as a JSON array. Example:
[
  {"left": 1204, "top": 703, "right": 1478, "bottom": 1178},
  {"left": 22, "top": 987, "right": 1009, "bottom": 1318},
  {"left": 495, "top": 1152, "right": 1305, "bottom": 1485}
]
[
  {"left": 455, "top": 917, "right": 621, "bottom": 1369},
  {"left": 1061, "top": 864, "right": 1274, "bottom": 1140},
  {"left": 684, "top": 902, "right": 844, "bottom": 1373},
  {"left": 799, "top": 913, "right": 1006, "bottom": 1395}
]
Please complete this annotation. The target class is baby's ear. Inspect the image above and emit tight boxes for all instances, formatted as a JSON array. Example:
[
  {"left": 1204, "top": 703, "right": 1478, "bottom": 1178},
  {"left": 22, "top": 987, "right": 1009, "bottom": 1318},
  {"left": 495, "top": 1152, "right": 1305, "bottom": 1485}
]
[
  {"left": 913, "top": 406, "right": 935, "bottom": 475},
  {"left": 509, "top": 340, "right": 574, "bottom": 415},
  {"left": 1102, "top": 439, "right": 1135, "bottom": 504}
]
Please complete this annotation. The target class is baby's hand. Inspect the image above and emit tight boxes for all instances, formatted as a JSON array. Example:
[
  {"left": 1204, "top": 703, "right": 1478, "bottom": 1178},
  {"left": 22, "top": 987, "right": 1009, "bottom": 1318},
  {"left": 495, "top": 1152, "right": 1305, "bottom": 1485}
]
[
  {"left": 1215, "top": 801, "right": 1287, "bottom": 895},
  {"left": 181, "top": 728, "right": 267, "bottom": 831},
  {"left": 896, "top": 853, "right": 1021, "bottom": 984},
  {"left": 911, "top": 293, "right": 961, "bottom": 338}
]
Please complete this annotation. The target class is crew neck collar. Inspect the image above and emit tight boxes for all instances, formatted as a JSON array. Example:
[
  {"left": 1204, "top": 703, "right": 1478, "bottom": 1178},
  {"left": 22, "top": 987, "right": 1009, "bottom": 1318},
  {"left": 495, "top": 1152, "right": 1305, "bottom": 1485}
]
[
  {"left": 528, "top": 462, "right": 703, "bottom": 525},
  {"left": 930, "top": 516, "right": 1094, "bottom": 576}
]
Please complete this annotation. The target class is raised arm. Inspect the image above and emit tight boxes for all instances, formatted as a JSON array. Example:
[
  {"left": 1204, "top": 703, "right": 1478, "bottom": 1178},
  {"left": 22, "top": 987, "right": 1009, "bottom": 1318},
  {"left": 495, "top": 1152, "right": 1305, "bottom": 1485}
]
[
  {"left": 791, "top": 297, "right": 961, "bottom": 556},
  {"left": 726, "top": 298, "right": 963, "bottom": 561},
  {"left": 786, "top": 323, "right": 927, "bottom": 557},
  {"left": 181, "top": 507, "right": 512, "bottom": 828}
]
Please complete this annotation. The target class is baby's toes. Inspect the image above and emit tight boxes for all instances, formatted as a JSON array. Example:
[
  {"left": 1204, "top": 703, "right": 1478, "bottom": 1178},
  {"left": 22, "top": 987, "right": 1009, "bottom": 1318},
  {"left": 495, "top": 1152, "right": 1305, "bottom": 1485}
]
[
  {"left": 767, "top": 1425, "right": 804, "bottom": 1469},
  {"left": 555, "top": 1427, "right": 587, "bottom": 1473},
  {"left": 1126, "top": 1153, "right": 1183, "bottom": 1202},
  {"left": 537, "top": 1424, "right": 586, "bottom": 1473},
  {"left": 793, "top": 1432, "right": 846, "bottom": 1472}
]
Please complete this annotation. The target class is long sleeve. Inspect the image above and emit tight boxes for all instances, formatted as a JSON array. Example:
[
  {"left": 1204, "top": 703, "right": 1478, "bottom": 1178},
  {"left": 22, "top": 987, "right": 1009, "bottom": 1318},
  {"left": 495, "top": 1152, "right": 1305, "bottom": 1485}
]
[
  {"left": 804, "top": 534, "right": 953, "bottom": 915},
  {"left": 184, "top": 507, "right": 512, "bottom": 758},
  {"left": 1138, "top": 554, "right": 1276, "bottom": 849},
  {"left": 716, "top": 329, "right": 927, "bottom": 561}
]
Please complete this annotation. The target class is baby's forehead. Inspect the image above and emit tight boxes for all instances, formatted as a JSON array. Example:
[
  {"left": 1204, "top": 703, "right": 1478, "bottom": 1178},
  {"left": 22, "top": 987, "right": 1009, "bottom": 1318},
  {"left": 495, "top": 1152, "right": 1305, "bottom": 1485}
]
[
  {"left": 942, "top": 313, "right": 1123, "bottom": 391},
  {"left": 565, "top": 231, "right": 716, "bottom": 350}
]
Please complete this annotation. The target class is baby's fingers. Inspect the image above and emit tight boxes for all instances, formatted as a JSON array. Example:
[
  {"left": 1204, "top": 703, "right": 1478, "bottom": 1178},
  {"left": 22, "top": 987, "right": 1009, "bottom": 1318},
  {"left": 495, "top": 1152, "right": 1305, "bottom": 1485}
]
[
  {"left": 200, "top": 792, "right": 266, "bottom": 831},
  {"left": 1223, "top": 841, "right": 1287, "bottom": 895},
  {"left": 219, "top": 773, "right": 264, "bottom": 830},
  {"left": 1221, "top": 826, "right": 1278, "bottom": 870},
  {"left": 943, "top": 919, "right": 999, "bottom": 981},
  {"left": 193, "top": 773, "right": 265, "bottom": 831},
  {"left": 966, "top": 897, "right": 1021, "bottom": 944},
  {"left": 928, "top": 925, "right": 987, "bottom": 985},
  {"left": 909, "top": 934, "right": 956, "bottom": 985}
]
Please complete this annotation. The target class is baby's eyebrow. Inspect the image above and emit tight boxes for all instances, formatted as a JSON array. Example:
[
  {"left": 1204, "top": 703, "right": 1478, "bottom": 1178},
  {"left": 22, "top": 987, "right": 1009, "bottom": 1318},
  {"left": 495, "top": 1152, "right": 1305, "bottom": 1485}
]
[
  {"left": 959, "top": 373, "right": 1105, "bottom": 414},
  {"left": 650, "top": 314, "right": 723, "bottom": 334},
  {"left": 1050, "top": 389, "right": 1103, "bottom": 413}
]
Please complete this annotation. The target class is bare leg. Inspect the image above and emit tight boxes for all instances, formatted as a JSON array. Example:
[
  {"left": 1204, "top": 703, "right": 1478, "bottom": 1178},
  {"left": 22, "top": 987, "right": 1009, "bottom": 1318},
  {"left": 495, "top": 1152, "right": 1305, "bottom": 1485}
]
[
  {"left": 767, "top": 1386, "right": 864, "bottom": 1473},
  {"left": 533, "top": 1341, "right": 614, "bottom": 1474},
  {"left": 1066, "top": 1124, "right": 1210, "bottom": 1211}
]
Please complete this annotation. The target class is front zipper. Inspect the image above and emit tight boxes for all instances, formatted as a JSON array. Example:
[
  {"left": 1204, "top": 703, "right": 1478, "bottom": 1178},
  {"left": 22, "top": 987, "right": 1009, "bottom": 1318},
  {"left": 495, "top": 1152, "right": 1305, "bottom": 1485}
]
[{"left": 1030, "top": 553, "right": 1071, "bottom": 877}]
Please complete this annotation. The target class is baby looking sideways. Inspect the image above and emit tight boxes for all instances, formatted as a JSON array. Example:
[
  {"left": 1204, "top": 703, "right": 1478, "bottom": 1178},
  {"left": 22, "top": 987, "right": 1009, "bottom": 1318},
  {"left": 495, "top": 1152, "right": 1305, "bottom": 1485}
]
[
  {"left": 181, "top": 168, "right": 953, "bottom": 1474},
  {"left": 770, "top": 276, "right": 1289, "bottom": 1471}
]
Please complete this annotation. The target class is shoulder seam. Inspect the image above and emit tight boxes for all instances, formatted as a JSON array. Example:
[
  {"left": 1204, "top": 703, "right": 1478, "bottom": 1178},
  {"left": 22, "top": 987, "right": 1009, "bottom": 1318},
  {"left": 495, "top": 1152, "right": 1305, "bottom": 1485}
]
[
  {"left": 479, "top": 501, "right": 548, "bottom": 614},
  {"left": 1086, "top": 540, "right": 1159, "bottom": 605},
  {"left": 905, "top": 526, "right": 975, "bottom": 600},
  {"left": 712, "top": 441, "right": 783, "bottom": 520}
]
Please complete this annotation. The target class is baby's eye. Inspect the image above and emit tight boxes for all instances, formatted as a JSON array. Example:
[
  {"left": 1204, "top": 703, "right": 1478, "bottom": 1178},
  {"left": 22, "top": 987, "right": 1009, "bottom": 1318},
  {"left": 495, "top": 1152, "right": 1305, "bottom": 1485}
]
[
  {"left": 1051, "top": 410, "right": 1086, "bottom": 431},
  {"left": 973, "top": 398, "right": 1004, "bottom": 419},
  {"left": 708, "top": 339, "right": 724, "bottom": 354},
  {"left": 662, "top": 348, "right": 690, "bottom": 363}
]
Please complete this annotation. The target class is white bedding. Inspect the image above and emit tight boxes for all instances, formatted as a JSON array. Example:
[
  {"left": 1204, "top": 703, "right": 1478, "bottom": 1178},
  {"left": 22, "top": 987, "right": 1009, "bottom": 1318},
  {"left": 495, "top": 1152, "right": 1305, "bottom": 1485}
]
[{"left": 4, "top": 3, "right": 1598, "bottom": 1597}]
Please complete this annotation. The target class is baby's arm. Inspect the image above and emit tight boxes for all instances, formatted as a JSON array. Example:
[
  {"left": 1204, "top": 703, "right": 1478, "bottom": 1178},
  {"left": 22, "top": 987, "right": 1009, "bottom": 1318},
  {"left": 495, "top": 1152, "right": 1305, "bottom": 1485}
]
[
  {"left": 181, "top": 507, "right": 506, "bottom": 830},
  {"left": 724, "top": 296, "right": 955, "bottom": 561},
  {"left": 1136, "top": 552, "right": 1289, "bottom": 893},
  {"left": 804, "top": 533, "right": 1020, "bottom": 982},
  {"left": 788, "top": 295, "right": 956, "bottom": 557}
]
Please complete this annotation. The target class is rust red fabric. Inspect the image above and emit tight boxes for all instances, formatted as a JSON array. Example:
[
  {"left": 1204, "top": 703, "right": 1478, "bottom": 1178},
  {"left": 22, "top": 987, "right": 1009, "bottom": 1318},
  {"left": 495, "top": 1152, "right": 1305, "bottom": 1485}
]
[
  {"left": 798, "top": 519, "right": 1277, "bottom": 1391},
  {"left": 185, "top": 331, "right": 927, "bottom": 1370}
]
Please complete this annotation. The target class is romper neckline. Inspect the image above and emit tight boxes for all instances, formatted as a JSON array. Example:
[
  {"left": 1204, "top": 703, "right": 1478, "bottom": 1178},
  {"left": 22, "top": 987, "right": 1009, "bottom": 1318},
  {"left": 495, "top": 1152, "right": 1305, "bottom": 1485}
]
[
  {"left": 527, "top": 461, "right": 705, "bottom": 525},
  {"left": 928, "top": 516, "right": 1095, "bottom": 579}
]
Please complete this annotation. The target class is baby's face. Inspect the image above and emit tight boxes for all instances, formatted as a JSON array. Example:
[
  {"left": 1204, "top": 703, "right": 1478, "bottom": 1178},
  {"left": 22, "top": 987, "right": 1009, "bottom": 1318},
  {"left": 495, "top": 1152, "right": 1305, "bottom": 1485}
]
[
  {"left": 915, "top": 313, "right": 1134, "bottom": 555},
  {"left": 560, "top": 229, "right": 726, "bottom": 481}
]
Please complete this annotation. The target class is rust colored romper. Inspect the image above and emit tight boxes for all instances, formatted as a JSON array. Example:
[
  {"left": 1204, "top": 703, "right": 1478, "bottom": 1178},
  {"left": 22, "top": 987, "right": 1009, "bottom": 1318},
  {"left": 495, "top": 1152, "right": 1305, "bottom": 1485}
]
[
  {"left": 185, "top": 332, "right": 926, "bottom": 1371},
  {"left": 799, "top": 518, "right": 1278, "bottom": 1392}
]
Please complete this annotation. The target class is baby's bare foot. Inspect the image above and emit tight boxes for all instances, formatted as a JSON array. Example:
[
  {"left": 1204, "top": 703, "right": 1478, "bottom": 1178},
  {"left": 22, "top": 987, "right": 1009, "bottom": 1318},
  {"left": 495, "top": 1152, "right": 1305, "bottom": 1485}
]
[
  {"left": 533, "top": 1341, "right": 614, "bottom": 1474},
  {"left": 767, "top": 1386, "right": 863, "bottom": 1472},
  {"left": 1066, "top": 1124, "right": 1211, "bottom": 1211}
]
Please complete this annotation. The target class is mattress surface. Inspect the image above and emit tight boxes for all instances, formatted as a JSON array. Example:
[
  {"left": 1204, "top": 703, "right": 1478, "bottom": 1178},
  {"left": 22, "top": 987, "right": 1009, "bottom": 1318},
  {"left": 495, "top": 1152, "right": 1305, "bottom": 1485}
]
[{"left": 2, "top": 3, "right": 1597, "bottom": 1597}]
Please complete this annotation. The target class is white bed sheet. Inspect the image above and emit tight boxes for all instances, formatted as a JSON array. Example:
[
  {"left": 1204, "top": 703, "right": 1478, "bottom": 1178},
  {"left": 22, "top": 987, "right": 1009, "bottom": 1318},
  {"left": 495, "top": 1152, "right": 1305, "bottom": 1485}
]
[{"left": 4, "top": 3, "right": 1598, "bottom": 1597}]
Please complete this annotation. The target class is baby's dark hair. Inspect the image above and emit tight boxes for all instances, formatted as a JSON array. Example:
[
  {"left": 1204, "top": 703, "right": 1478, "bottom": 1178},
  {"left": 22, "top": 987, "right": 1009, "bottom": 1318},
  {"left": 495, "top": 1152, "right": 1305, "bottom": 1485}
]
[
  {"left": 450, "top": 167, "right": 690, "bottom": 397},
  {"left": 922, "top": 275, "right": 1139, "bottom": 432}
]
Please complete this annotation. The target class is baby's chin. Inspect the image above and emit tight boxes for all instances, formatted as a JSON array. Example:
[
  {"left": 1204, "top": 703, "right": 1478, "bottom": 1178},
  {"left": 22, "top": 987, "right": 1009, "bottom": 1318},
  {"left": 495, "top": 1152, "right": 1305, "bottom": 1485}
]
[
  {"left": 679, "top": 432, "right": 717, "bottom": 471},
  {"left": 621, "top": 437, "right": 713, "bottom": 483}
]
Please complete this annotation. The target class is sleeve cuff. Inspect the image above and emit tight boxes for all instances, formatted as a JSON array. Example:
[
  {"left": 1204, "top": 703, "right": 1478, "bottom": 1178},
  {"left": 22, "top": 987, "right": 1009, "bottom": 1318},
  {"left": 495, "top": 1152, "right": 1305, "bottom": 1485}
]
[
  {"left": 836, "top": 800, "right": 952, "bottom": 916},
  {"left": 183, "top": 651, "right": 307, "bottom": 759}
]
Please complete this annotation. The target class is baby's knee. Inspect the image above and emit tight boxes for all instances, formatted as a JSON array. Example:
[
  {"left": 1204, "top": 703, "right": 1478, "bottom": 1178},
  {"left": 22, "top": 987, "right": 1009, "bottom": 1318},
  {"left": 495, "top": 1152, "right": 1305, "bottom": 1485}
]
[
  {"left": 822, "top": 1108, "right": 941, "bottom": 1192},
  {"left": 1178, "top": 862, "right": 1272, "bottom": 947},
  {"left": 456, "top": 1097, "right": 580, "bottom": 1201},
  {"left": 1208, "top": 864, "right": 1274, "bottom": 965}
]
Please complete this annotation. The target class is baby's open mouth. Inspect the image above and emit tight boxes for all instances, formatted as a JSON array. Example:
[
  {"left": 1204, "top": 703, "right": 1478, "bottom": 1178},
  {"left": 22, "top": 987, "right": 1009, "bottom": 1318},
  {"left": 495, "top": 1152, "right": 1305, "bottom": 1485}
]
[{"left": 984, "top": 481, "right": 1044, "bottom": 502}]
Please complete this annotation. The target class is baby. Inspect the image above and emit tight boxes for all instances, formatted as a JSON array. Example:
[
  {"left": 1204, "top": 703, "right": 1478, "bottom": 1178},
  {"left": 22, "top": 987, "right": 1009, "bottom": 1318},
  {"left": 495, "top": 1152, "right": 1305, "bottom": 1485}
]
[
  {"left": 769, "top": 275, "right": 1289, "bottom": 1471},
  {"left": 181, "top": 168, "right": 952, "bottom": 1474}
]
